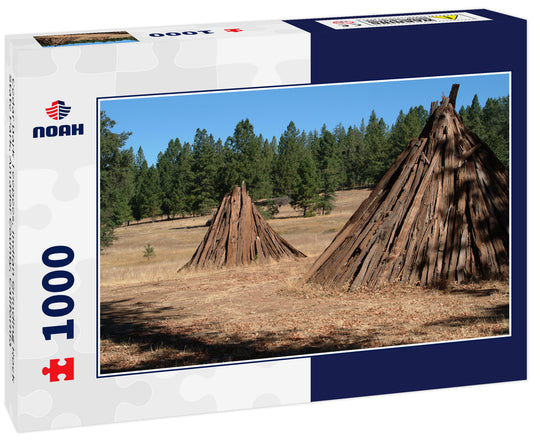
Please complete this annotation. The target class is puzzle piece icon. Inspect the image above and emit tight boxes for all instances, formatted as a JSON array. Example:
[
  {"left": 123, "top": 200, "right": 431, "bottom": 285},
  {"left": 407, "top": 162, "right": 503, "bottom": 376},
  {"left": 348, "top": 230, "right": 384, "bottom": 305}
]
[{"left": 42, "top": 358, "right": 74, "bottom": 382}]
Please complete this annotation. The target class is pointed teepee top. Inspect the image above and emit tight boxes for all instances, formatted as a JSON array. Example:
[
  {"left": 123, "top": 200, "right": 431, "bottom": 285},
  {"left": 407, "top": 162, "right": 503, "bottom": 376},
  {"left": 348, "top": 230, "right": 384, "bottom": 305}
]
[{"left": 180, "top": 183, "right": 305, "bottom": 271}]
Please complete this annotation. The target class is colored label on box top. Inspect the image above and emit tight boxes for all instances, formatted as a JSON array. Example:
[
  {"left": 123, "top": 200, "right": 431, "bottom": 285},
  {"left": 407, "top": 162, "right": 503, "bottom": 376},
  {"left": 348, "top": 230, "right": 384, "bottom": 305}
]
[{"left": 317, "top": 12, "right": 490, "bottom": 30}]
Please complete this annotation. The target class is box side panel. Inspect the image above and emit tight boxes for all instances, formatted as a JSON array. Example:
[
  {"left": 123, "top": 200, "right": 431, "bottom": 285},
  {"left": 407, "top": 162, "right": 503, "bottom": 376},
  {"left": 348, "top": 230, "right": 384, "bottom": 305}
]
[
  {"left": 5, "top": 38, "right": 18, "bottom": 430},
  {"left": 9, "top": 24, "right": 312, "bottom": 430}
]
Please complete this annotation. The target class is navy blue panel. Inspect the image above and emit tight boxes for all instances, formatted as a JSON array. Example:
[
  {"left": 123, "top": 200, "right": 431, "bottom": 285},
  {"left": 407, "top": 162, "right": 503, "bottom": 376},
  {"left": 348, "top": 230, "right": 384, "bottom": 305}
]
[
  {"left": 285, "top": 10, "right": 527, "bottom": 402},
  {"left": 310, "top": 337, "right": 526, "bottom": 401},
  {"left": 286, "top": 9, "right": 526, "bottom": 83}
]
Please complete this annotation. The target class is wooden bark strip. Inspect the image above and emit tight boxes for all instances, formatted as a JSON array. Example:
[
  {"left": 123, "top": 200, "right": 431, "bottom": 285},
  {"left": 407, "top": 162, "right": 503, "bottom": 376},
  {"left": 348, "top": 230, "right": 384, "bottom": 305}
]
[
  {"left": 238, "top": 183, "right": 251, "bottom": 264},
  {"left": 398, "top": 151, "right": 441, "bottom": 282},
  {"left": 225, "top": 186, "right": 242, "bottom": 267},
  {"left": 197, "top": 203, "right": 227, "bottom": 266},
  {"left": 179, "top": 183, "right": 305, "bottom": 271},
  {"left": 307, "top": 84, "right": 509, "bottom": 290},
  {"left": 449, "top": 84, "right": 460, "bottom": 108},
  {"left": 447, "top": 162, "right": 468, "bottom": 280}
]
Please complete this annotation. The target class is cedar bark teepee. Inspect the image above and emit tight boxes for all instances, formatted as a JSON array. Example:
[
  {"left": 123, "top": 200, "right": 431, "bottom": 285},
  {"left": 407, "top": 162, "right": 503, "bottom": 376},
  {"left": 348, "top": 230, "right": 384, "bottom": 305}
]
[
  {"left": 306, "top": 84, "right": 509, "bottom": 290},
  {"left": 180, "top": 182, "right": 305, "bottom": 271}
]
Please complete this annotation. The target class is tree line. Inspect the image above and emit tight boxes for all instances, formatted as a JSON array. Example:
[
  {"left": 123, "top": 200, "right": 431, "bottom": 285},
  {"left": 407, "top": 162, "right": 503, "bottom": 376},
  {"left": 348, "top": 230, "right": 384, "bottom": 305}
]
[{"left": 100, "top": 94, "right": 509, "bottom": 248}]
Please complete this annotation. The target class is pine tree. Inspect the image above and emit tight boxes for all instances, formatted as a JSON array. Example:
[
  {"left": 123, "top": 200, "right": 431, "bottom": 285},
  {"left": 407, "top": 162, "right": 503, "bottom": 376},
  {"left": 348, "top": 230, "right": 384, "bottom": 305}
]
[
  {"left": 388, "top": 106, "right": 428, "bottom": 161},
  {"left": 404, "top": 106, "right": 429, "bottom": 136},
  {"left": 344, "top": 125, "right": 366, "bottom": 187},
  {"left": 310, "top": 126, "right": 341, "bottom": 213},
  {"left": 317, "top": 125, "right": 346, "bottom": 190},
  {"left": 175, "top": 141, "right": 194, "bottom": 215},
  {"left": 257, "top": 136, "right": 275, "bottom": 198},
  {"left": 462, "top": 94, "right": 483, "bottom": 135},
  {"left": 216, "top": 137, "right": 239, "bottom": 200},
  {"left": 480, "top": 96, "right": 509, "bottom": 167},
  {"left": 131, "top": 148, "right": 162, "bottom": 222},
  {"left": 289, "top": 149, "right": 320, "bottom": 217},
  {"left": 191, "top": 129, "right": 218, "bottom": 215},
  {"left": 229, "top": 119, "right": 269, "bottom": 199},
  {"left": 307, "top": 129, "right": 321, "bottom": 162},
  {"left": 459, "top": 94, "right": 509, "bottom": 167},
  {"left": 99, "top": 111, "right": 134, "bottom": 248},
  {"left": 143, "top": 243, "right": 155, "bottom": 260},
  {"left": 131, "top": 147, "right": 148, "bottom": 221},
  {"left": 273, "top": 121, "right": 305, "bottom": 196},
  {"left": 115, "top": 147, "right": 136, "bottom": 226},
  {"left": 388, "top": 109, "right": 407, "bottom": 157},
  {"left": 364, "top": 110, "right": 389, "bottom": 183},
  {"left": 143, "top": 166, "right": 162, "bottom": 221},
  {"left": 157, "top": 139, "right": 180, "bottom": 219}
]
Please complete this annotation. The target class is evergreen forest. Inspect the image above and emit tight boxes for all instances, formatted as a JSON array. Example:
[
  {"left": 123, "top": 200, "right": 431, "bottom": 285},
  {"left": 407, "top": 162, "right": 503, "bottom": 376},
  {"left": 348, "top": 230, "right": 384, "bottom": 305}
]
[{"left": 100, "top": 94, "right": 509, "bottom": 248}]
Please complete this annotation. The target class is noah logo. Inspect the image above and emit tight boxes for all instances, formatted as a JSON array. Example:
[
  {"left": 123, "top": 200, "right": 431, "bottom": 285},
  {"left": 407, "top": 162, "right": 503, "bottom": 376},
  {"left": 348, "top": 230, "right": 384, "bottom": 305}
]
[
  {"left": 33, "top": 100, "right": 84, "bottom": 139},
  {"left": 45, "top": 100, "right": 71, "bottom": 120}
]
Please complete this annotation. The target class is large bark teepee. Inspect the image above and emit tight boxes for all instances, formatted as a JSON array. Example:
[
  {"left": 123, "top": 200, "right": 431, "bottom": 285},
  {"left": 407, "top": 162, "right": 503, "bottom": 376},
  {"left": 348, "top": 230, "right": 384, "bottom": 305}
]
[
  {"left": 180, "top": 182, "right": 305, "bottom": 271},
  {"left": 306, "top": 84, "right": 509, "bottom": 290}
]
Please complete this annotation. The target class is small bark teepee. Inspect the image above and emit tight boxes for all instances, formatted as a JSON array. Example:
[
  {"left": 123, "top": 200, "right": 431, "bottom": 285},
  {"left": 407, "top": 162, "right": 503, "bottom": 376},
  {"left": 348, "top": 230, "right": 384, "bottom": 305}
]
[
  {"left": 180, "top": 182, "right": 305, "bottom": 271},
  {"left": 306, "top": 84, "right": 509, "bottom": 290}
]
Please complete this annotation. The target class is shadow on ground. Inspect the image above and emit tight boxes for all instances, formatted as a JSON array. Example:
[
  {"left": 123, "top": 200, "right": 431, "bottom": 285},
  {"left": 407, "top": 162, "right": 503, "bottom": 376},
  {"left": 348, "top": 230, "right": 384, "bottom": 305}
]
[
  {"left": 448, "top": 287, "right": 499, "bottom": 297},
  {"left": 168, "top": 223, "right": 208, "bottom": 231},
  {"left": 100, "top": 298, "right": 376, "bottom": 374},
  {"left": 423, "top": 303, "right": 509, "bottom": 335},
  {"left": 100, "top": 297, "right": 510, "bottom": 374}
]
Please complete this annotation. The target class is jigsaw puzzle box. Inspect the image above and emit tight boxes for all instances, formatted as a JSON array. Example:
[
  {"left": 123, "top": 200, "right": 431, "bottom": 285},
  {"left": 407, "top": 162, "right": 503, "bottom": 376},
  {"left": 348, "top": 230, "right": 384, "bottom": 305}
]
[{"left": 5, "top": 9, "right": 526, "bottom": 431}]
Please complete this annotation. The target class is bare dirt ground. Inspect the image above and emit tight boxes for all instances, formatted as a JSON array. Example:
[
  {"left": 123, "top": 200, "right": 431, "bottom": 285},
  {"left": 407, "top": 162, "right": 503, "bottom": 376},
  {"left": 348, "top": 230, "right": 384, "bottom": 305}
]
[{"left": 100, "top": 189, "right": 509, "bottom": 374}]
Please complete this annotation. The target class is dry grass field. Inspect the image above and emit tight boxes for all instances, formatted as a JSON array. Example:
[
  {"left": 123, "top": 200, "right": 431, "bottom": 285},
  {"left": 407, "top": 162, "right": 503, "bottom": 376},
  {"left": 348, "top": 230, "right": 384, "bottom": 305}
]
[{"left": 100, "top": 189, "right": 509, "bottom": 374}]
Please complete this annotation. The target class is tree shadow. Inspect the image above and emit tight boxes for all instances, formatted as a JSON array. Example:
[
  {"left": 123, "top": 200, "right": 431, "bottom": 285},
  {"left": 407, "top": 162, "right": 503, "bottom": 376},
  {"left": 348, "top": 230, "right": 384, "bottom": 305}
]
[
  {"left": 168, "top": 223, "right": 209, "bottom": 231},
  {"left": 125, "top": 213, "right": 210, "bottom": 227},
  {"left": 100, "top": 298, "right": 376, "bottom": 374},
  {"left": 447, "top": 287, "right": 500, "bottom": 297},
  {"left": 423, "top": 303, "right": 509, "bottom": 335},
  {"left": 271, "top": 215, "right": 308, "bottom": 220},
  {"left": 100, "top": 298, "right": 178, "bottom": 338}
]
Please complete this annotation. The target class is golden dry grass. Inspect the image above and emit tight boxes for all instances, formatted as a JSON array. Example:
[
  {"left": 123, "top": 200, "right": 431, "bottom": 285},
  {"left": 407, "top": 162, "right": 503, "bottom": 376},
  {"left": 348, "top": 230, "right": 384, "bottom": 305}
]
[
  {"left": 100, "top": 189, "right": 369, "bottom": 285},
  {"left": 99, "top": 189, "right": 509, "bottom": 374}
]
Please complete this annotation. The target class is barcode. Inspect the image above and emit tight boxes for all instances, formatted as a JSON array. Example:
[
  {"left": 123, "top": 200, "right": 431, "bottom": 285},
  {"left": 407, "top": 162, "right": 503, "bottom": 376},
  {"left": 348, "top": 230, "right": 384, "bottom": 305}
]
[
  {"left": 361, "top": 16, "right": 435, "bottom": 26},
  {"left": 317, "top": 12, "right": 490, "bottom": 30}
]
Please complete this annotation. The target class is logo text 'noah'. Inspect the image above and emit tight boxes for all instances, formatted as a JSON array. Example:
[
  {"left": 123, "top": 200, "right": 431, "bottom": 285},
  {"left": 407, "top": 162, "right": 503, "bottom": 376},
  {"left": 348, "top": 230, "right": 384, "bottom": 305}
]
[
  {"left": 33, "top": 99, "right": 84, "bottom": 138},
  {"left": 33, "top": 124, "right": 84, "bottom": 138}
]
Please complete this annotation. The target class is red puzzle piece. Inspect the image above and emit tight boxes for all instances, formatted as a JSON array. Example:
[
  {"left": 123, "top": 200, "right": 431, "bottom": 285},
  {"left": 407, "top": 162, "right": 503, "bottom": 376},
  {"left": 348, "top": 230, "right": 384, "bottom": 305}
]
[{"left": 42, "top": 357, "right": 74, "bottom": 382}]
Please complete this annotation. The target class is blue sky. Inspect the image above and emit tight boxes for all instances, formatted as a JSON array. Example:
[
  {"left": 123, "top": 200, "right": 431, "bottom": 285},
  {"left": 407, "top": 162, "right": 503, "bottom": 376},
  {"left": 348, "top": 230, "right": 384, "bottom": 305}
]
[{"left": 100, "top": 73, "right": 510, "bottom": 166}]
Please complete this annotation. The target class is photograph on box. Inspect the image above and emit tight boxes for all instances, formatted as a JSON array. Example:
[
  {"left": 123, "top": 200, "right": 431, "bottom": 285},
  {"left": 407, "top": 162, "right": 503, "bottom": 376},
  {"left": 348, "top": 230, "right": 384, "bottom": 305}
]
[
  {"left": 98, "top": 73, "right": 510, "bottom": 375},
  {"left": 34, "top": 30, "right": 138, "bottom": 47}
]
